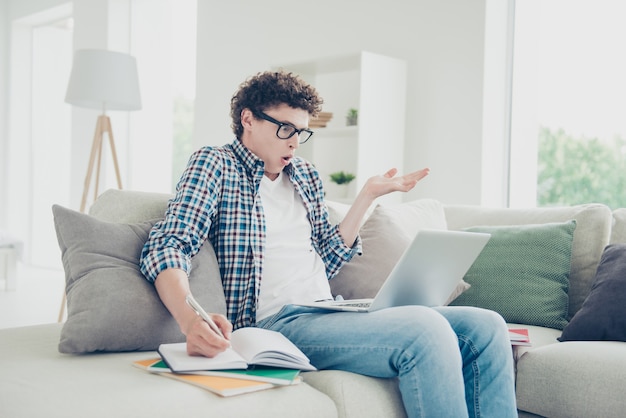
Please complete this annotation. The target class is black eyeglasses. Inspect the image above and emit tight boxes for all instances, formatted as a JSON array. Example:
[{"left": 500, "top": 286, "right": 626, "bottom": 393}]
[{"left": 254, "top": 111, "right": 314, "bottom": 144}]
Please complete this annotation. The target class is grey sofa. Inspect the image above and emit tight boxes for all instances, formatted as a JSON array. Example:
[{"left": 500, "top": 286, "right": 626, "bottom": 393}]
[{"left": 1, "top": 189, "right": 625, "bottom": 418}]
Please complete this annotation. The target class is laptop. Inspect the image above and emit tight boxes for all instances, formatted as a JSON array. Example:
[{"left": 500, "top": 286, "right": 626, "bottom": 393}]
[{"left": 300, "top": 229, "right": 491, "bottom": 312}]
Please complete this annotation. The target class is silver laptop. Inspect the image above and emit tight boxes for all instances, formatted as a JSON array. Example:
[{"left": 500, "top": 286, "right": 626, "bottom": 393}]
[{"left": 300, "top": 229, "right": 490, "bottom": 312}]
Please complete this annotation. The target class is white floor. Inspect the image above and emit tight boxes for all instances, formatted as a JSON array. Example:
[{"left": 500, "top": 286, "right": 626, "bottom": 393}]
[{"left": 0, "top": 262, "right": 66, "bottom": 329}]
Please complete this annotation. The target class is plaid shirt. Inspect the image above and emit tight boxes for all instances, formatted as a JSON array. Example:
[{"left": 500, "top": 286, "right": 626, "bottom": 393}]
[{"left": 140, "top": 139, "right": 360, "bottom": 329}]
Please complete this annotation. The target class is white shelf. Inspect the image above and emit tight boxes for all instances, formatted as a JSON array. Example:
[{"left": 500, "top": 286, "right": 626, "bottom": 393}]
[
  {"left": 312, "top": 125, "right": 358, "bottom": 138},
  {"left": 276, "top": 51, "right": 407, "bottom": 203}
]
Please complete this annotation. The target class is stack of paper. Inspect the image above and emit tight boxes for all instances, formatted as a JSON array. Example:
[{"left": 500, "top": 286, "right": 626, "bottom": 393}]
[
  {"left": 133, "top": 358, "right": 283, "bottom": 397},
  {"left": 133, "top": 327, "right": 314, "bottom": 397}
]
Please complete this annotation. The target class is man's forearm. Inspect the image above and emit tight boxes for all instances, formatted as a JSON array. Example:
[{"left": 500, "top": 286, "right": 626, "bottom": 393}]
[
  {"left": 338, "top": 187, "right": 376, "bottom": 247},
  {"left": 154, "top": 268, "right": 196, "bottom": 335}
]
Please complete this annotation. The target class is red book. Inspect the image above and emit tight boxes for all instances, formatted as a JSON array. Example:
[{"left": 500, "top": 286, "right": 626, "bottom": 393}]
[{"left": 509, "top": 328, "right": 531, "bottom": 346}]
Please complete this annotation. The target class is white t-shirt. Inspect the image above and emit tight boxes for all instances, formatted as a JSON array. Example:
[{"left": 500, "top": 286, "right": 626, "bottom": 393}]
[{"left": 256, "top": 171, "right": 333, "bottom": 321}]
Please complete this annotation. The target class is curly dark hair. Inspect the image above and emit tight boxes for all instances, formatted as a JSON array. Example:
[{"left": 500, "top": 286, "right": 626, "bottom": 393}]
[{"left": 230, "top": 70, "right": 324, "bottom": 139}]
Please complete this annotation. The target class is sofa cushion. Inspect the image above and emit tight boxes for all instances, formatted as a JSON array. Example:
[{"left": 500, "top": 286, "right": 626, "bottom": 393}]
[
  {"left": 559, "top": 243, "right": 626, "bottom": 342},
  {"left": 89, "top": 189, "right": 172, "bottom": 222},
  {"left": 329, "top": 199, "right": 468, "bottom": 304},
  {"left": 516, "top": 340, "right": 626, "bottom": 418},
  {"left": 507, "top": 323, "right": 562, "bottom": 362},
  {"left": 326, "top": 199, "right": 375, "bottom": 227},
  {"left": 326, "top": 200, "right": 352, "bottom": 225},
  {"left": 303, "top": 370, "right": 406, "bottom": 418},
  {"left": 0, "top": 324, "right": 338, "bottom": 418},
  {"left": 610, "top": 208, "right": 626, "bottom": 244},
  {"left": 444, "top": 203, "right": 612, "bottom": 319},
  {"left": 53, "top": 205, "right": 226, "bottom": 354},
  {"left": 450, "top": 221, "right": 576, "bottom": 330}
]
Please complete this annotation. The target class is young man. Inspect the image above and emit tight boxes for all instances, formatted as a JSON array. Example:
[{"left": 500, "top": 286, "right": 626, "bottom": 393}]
[{"left": 140, "top": 71, "right": 517, "bottom": 417}]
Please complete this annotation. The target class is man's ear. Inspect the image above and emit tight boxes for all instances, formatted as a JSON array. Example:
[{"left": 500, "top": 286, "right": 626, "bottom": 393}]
[{"left": 240, "top": 108, "right": 255, "bottom": 129}]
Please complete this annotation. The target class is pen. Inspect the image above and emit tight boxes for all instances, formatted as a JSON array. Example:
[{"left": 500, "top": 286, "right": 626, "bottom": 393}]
[{"left": 185, "top": 293, "right": 226, "bottom": 339}]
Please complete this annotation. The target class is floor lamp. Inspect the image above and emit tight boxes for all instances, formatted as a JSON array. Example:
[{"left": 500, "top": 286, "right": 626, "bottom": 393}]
[
  {"left": 65, "top": 49, "right": 142, "bottom": 212},
  {"left": 60, "top": 49, "right": 141, "bottom": 321}
]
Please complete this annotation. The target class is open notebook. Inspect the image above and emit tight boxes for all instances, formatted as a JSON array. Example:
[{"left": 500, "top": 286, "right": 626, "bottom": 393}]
[{"left": 299, "top": 229, "right": 490, "bottom": 312}]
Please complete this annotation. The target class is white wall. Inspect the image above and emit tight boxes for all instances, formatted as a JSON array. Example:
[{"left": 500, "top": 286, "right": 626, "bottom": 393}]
[
  {"left": 0, "top": 0, "right": 7, "bottom": 228},
  {"left": 4, "top": 0, "right": 73, "bottom": 267},
  {"left": 0, "top": 0, "right": 173, "bottom": 265},
  {"left": 2, "top": 0, "right": 72, "bottom": 248},
  {"left": 0, "top": 0, "right": 510, "bottom": 242},
  {"left": 194, "top": 0, "right": 503, "bottom": 206}
]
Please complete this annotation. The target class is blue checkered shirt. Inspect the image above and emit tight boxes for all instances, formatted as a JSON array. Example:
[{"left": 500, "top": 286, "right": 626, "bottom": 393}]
[{"left": 140, "top": 139, "right": 360, "bottom": 329}]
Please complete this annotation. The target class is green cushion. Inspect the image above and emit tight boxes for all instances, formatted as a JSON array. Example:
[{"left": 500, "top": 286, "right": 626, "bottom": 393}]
[{"left": 450, "top": 221, "right": 576, "bottom": 330}]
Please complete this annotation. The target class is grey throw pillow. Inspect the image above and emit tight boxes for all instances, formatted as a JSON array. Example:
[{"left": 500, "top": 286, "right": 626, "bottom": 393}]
[{"left": 53, "top": 204, "right": 226, "bottom": 354}]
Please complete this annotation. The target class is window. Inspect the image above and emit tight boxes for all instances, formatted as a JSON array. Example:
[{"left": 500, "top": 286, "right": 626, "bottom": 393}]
[
  {"left": 7, "top": 4, "right": 73, "bottom": 268},
  {"left": 170, "top": 0, "right": 197, "bottom": 190},
  {"left": 5, "top": 0, "right": 197, "bottom": 267},
  {"left": 510, "top": 0, "right": 626, "bottom": 209},
  {"left": 129, "top": 0, "right": 197, "bottom": 194}
]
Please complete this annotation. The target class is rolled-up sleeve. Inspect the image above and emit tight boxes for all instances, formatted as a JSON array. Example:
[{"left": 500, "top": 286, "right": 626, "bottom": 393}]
[
  {"left": 140, "top": 220, "right": 194, "bottom": 283},
  {"left": 140, "top": 148, "right": 220, "bottom": 282}
]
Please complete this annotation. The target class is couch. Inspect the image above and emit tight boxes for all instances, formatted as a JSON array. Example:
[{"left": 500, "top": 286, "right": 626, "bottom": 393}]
[{"left": 1, "top": 189, "right": 625, "bottom": 418}]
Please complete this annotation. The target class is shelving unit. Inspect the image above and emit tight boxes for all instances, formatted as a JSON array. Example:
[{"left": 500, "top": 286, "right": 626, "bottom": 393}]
[{"left": 274, "top": 51, "right": 407, "bottom": 203}]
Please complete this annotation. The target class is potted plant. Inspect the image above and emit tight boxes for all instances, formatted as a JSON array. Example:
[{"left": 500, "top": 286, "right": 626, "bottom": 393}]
[
  {"left": 346, "top": 108, "right": 358, "bottom": 126},
  {"left": 328, "top": 171, "right": 355, "bottom": 199},
  {"left": 329, "top": 171, "right": 356, "bottom": 185}
]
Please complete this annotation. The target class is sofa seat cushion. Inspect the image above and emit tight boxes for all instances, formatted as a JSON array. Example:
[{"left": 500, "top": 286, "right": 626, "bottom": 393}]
[
  {"left": 303, "top": 370, "right": 406, "bottom": 418},
  {"left": 515, "top": 340, "right": 626, "bottom": 418},
  {"left": 506, "top": 323, "right": 561, "bottom": 363},
  {"left": 0, "top": 324, "right": 338, "bottom": 418}
]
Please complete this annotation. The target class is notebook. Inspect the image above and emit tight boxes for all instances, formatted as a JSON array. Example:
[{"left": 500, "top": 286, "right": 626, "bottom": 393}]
[{"left": 299, "top": 229, "right": 490, "bottom": 312}]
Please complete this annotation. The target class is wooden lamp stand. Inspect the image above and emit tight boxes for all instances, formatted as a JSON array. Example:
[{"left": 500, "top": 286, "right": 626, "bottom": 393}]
[{"left": 79, "top": 114, "right": 123, "bottom": 213}]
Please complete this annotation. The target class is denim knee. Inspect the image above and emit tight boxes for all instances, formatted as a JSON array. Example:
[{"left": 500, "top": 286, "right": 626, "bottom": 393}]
[{"left": 382, "top": 306, "right": 464, "bottom": 370}]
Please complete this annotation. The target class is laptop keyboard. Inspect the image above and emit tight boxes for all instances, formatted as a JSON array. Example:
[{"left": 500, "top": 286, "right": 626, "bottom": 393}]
[{"left": 337, "top": 301, "right": 372, "bottom": 308}]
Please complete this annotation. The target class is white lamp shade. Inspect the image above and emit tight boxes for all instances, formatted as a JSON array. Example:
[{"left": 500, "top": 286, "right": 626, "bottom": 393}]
[{"left": 65, "top": 49, "right": 141, "bottom": 112}]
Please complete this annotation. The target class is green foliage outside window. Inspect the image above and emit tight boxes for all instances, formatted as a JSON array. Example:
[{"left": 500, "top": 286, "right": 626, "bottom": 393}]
[{"left": 537, "top": 127, "right": 626, "bottom": 209}]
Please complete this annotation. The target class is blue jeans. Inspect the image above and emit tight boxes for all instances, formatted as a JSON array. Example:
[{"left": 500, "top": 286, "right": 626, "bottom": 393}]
[{"left": 257, "top": 305, "right": 517, "bottom": 418}]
